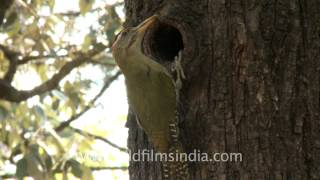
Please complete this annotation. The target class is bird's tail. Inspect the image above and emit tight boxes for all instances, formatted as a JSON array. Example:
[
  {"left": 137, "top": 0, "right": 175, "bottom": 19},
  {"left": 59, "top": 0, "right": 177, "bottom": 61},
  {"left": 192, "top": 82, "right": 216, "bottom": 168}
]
[
  {"left": 162, "top": 115, "right": 189, "bottom": 180},
  {"left": 162, "top": 142, "right": 189, "bottom": 180}
]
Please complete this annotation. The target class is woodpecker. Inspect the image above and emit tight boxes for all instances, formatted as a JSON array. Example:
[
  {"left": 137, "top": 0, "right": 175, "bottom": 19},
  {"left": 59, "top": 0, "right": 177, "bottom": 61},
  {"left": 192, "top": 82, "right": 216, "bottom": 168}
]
[{"left": 112, "top": 15, "right": 188, "bottom": 180}]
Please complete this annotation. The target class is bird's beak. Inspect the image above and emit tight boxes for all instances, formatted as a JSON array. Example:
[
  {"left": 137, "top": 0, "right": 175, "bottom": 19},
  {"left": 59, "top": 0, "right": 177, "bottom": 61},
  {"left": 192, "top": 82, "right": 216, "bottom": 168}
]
[{"left": 136, "top": 15, "right": 158, "bottom": 34}]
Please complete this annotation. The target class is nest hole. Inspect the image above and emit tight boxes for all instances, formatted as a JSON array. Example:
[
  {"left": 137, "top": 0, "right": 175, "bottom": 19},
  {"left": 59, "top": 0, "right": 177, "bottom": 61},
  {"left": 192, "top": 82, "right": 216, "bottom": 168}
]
[{"left": 143, "top": 21, "right": 184, "bottom": 63}]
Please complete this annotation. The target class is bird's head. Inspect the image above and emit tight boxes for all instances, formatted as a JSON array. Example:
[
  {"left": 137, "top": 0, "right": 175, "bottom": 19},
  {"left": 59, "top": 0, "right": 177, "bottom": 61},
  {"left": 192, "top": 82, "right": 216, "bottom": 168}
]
[{"left": 111, "top": 15, "right": 158, "bottom": 68}]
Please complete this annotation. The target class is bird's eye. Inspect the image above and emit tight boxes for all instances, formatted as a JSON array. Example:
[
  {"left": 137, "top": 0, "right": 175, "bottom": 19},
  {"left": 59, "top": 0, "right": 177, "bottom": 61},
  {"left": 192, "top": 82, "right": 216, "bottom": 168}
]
[{"left": 112, "top": 28, "right": 131, "bottom": 46}]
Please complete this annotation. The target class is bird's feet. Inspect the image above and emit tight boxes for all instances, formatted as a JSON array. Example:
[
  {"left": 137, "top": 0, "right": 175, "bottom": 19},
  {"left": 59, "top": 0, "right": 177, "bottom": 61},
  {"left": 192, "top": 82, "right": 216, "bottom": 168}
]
[{"left": 173, "top": 51, "right": 185, "bottom": 101}]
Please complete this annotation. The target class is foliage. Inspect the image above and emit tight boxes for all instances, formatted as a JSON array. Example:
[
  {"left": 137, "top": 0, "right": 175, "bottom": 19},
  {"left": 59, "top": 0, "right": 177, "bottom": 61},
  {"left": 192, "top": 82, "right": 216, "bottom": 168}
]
[{"left": 0, "top": 0, "right": 127, "bottom": 179}]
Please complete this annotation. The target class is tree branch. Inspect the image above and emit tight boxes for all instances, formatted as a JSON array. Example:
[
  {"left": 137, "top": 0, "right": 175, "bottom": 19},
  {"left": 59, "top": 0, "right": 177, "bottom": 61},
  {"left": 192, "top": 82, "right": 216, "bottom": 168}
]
[
  {"left": 49, "top": 2, "right": 124, "bottom": 17},
  {"left": 0, "top": 166, "right": 128, "bottom": 178},
  {"left": 70, "top": 126, "right": 128, "bottom": 153},
  {"left": 18, "top": 54, "right": 69, "bottom": 65},
  {"left": 89, "top": 59, "right": 116, "bottom": 67},
  {"left": 54, "top": 70, "right": 121, "bottom": 132},
  {"left": 0, "top": 44, "right": 69, "bottom": 65},
  {"left": 90, "top": 166, "right": 128, "bottom": 171},
  {"left": 0, "top": 43, "right": 108, "bottom": 102}
]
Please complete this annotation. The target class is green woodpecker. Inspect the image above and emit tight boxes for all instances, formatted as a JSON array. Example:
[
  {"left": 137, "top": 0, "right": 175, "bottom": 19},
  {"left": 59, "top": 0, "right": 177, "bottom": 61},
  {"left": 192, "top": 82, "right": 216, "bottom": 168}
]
[{"left": 112, "top": 15, "right": 188, "bottom": 180}]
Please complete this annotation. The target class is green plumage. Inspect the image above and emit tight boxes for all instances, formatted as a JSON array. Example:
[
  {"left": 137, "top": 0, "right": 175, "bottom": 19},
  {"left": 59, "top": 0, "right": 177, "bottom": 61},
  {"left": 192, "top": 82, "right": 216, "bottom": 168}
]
[
  {"left": 125, "top": 64, "right": 176, "bottom": 152},
  {"left": 112, "top": 16, "right": 176, "bottom": 153},
  {"left": 112, "top": 15, "right": 188, "bottom": 180}
]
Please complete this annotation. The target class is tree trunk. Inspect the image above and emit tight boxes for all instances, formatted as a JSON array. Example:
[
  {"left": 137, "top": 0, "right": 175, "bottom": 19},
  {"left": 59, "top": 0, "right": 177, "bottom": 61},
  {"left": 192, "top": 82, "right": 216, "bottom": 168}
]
[{"left": 124, "top": 0, "right": 320, "bottom": 179}]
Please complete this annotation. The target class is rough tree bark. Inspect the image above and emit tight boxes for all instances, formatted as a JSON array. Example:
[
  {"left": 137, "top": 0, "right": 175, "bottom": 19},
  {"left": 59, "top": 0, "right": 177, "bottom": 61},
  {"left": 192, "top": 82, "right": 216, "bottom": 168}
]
[{"left": 124, "top": 0, "right": 320, "bottom": 179}]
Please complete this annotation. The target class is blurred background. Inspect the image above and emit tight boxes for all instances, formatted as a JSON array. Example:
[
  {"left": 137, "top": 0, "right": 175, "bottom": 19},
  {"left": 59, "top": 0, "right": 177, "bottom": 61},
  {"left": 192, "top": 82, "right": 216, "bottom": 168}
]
[{"left": 0, "top": 0, "right": 129, "bottom": 179}]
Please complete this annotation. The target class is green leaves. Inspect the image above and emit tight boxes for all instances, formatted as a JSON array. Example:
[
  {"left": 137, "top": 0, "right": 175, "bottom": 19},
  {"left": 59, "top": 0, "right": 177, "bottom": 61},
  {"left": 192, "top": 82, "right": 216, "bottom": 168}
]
[
  {"left": 0, "top": 0, "right": 126, "bottom": 179},
  {"left": 15, "top": 144, "right": 94, "bottom": 180},
  {"left": 64, "top": 159, "right": 94, "bottom": 180},
  {"left": 16, "top": 157, "right": 28, "bottom": 179},
  {"left": 0, "top": 104, "right": 8, "bottom": 121},
  {"left": 2, "top": 10, "right": 20, "bottom": 36},
  {"left": 30, "top": 0, "right": 55, "bottom": 10},
  {"left": 33, "top": 105, "right": 46, "bottom": 122},
  {"left": 79, "top": 0, "right": 95, "bottom": 15},
  {"left": 82, "top": 34, "right": 95, "bottom": 52},
  {"left": 16, "top": 145, "right": 47, "bottom": 180},
  {"left": 98, "top": 5, "right": 122, "bottom": 43},
  {"left": 67, "top": 159, "right": 83, "bottom": 178},
  {"left": 48, "top": 0, "right": 56, "bottom": 11}
]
